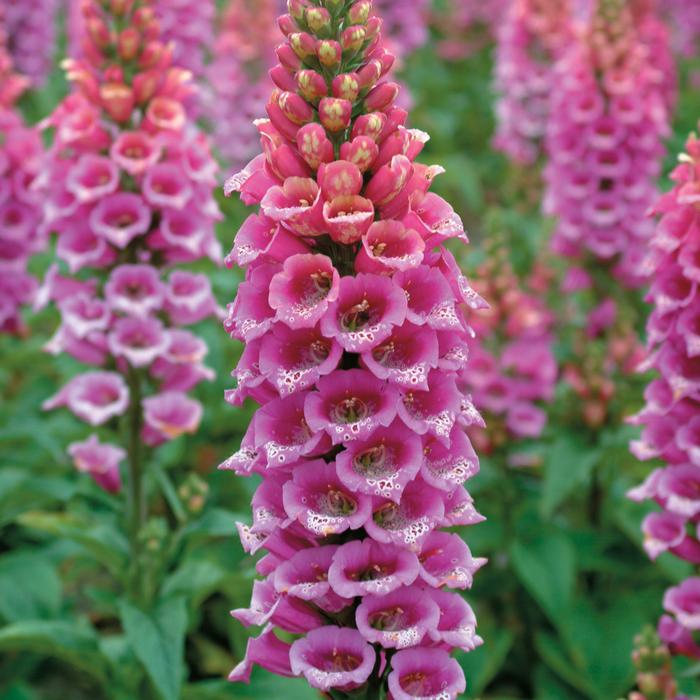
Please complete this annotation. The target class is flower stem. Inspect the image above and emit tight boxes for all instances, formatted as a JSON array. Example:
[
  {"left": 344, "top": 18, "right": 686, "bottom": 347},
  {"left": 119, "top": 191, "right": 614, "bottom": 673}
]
[{"left": 126, "top": 365, "right": 146, "bottom": 599}]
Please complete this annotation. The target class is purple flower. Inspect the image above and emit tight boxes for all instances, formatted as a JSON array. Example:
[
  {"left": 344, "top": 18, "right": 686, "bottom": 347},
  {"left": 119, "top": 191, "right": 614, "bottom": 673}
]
[
  {"left": 304, "top": 369, "right": 400, "bottom": 444},
  {"left": 289, "top": 627, "right": 375, "bottom": 691},
  {"left": 90, "top": 193, "right": 151, "bottom": 249},
  {"left": 68, "top": 434, "right": 124, "bottom": 493},
  {"left": 104, "top": 265, "right": 165, "bottom": 317},
  {"left": 387, "top": 647, "right": 466, "bottom": 700},
  {"left": 222, "top": 1, "right": 485, "bottom": 693},
  {"left": 356, "top": 584, "right": 440, "bottom": 649},
  {"left": 328, "top": 539, "right": 420, "bottom": 598}
]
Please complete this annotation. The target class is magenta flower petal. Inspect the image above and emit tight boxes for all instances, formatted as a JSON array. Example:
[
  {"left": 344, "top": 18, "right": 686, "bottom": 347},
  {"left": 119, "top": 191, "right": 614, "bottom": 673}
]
[
  {"left": 427, "top": 587, "right": 483, "bottom": 652},
  {"left": 90, "top": 192, "right": 151, "bottom": 249},
  {"left": 142, "top": 162, "right": 193, "bottom": 210},
  {"left": 366, "top": 480, "right": 445, "bottom": 550},
  {"left": 229, "top": 629, "right": 294, "bottom": 683},
  {"left": 289, "top": 627, "right": 375, "bottom": 691},
  {"left": 104, "top": 264, "right": 165, "bottom": 317},
  {"left": 328, "top": 539, "right": 420, "bottom": 598},
  {"left": 254, "top": 392, "right": 324, "bottom": 467},
  {"left": 67, "top": 154, "right": 119, "bottom": 203},
  {"left": 361, "top": 322, "right": 438, "bottom": 390},
  {"left": 108, "top": 315, "right": 168, "bottom": 367},
  {"left": 356, "top": 584, "right": 440, "bottom": 649},
  {"left": 143, "top": 391, "right": 203, "bottom": 442},
  {"left": 335, "top": 421, "right": 422, "bottom": 501},
  {"left": 320, "top": 273, "right": 408, "bottom": 353},
  {"left": 304, "top": 369, "right": 400, "bottom": 444},
  {"left": 268, "top": 254, "right": 340, "bottom": 329},
  {"left": 68, "top": 434, "right": 124, "bottom": 493},
  {"left": 421, "top": 429, "right": 479, "bottom": 491},
  {"left": 259, "top": 324, "right": 342, "bottom": 396},
  {"left": 419, "top": 531, "right": 487, "bottom": 589},
  {"left": 282, "top": 460, "right": 372, "bottom": 536},
  {"left": 387, "top": 647, "right": 466, "bottom": 700}
]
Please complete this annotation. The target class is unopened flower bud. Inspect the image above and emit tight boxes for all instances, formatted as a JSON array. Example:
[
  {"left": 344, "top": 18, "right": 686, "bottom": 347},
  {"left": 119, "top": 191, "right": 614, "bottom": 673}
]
[
  {"left": 297, "top": 69, "right": 328, "bottom": 102},
  {"left": 332, "top": 73, "right": 360, "bottom": 101},
  {"left": 290, "top": 32, "right": 317, "bottom": 60},
  {"left": 348, "top": 0, "right": 372, "bottom": 24},
  {"left": 316, "top": 39, "right": 342, "bottom": 68},
  {"left": 100, "top": 82, "right": 134, "bottom": 122},
  {"left": 305, "top": 7, "right": 331, "bottom": 35},
  {"left": 118, "top": 27, "right": 140, "bottom": 61},
  {"left": 341, "top": 25, "right": 366, "bottom": 52},
  {"left": 318, "top": 97, "right": 352, "bottom": 132}
]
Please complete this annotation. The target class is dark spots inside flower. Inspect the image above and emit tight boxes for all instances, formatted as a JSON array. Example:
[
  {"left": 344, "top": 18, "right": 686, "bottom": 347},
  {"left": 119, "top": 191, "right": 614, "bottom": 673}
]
[
  {"left": 353, "top": 443, "right": 390, "bottom": 477},
  {"left": 372, "top": 341, "right": 395, "bottom": 366},
  {"left": 325, "top": 488, "right": 357, "bottom": 516},
  {"left": 369, "top": 606, "right": 406, "bottom": 631},
  {"left": 418, "top": 546, "right": 443, "bottom": 565},
  {"left": 371, "top": 241, "right": 387, "bottom": 256},
  {"left": 341, "top": 298, "right": 372, "bottom": 331},
  {"left": 332, "top": 396, "right": 369, "bottom": 423},
  {"left": 600, "top": 178, "right": 614, "bottom": 191},
  {"left": 310, "top": 563, "right": 328, "bottom": 583}
]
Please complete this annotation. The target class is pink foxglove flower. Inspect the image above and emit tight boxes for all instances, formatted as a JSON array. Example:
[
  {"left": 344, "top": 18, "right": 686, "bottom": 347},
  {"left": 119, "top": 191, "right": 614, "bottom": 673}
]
[
  {"left": 154, "top": 0, "right": 214, "bottom": 82},
  {"left": 204, "top": 0, "right": 280, "bottom": 170},
  {"left": 460, "top": 254, "right": 557, "bottom": 461},
  {"left": 629, "top": 129, "right": 700, "bottom": 661},
  {"left": 0, "top": 9, "right": 43, "bottom": 334},
  {"left": 543, "top": 0, "right": 672, "bottom": 289},
  {"left": 222, "top": 1, "right": 486, "bottom": 696},
  {"left": 493, "top": 0, "right": 573, "bottom": 165},
  {"left": 40, "top": 0, "right": 221, "bottom": 492},
  {"left": 0, "top": 0, "right": 59, "bottom": 86}
]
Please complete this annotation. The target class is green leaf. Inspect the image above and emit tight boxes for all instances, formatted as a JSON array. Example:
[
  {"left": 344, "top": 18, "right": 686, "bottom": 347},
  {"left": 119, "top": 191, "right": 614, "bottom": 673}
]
[
  {"left": 534, "top": 631, "right": 592, "bottom": 696},
  {"left": 16, "top": 511, "right": 129, "bottom": 575},
  {"left": 120, "top": 597, "right": 188, "bottom": 700},
  {"left": 182, "top": 668, "right": 319, "bottom": 700},
  {"left": 457, "top": 627, "right": 513, "bottom": 695},
  {"left": 162, "top": 560, "right": 227, "bottom": 606},
  {"left": 541, "top": 436, "right": 600, "bottom": 516},
  {"left": 0, "top": 552, "right": 61, "bottom": 622},
  {"left": 511, "top": 531, "right": 576, "bottom": 620},
  {"left": 181, "top": 508, "right": 247, "bottom": 539},
  {"left": 0, "top": 620, "right": 109, "bottom": 684}
]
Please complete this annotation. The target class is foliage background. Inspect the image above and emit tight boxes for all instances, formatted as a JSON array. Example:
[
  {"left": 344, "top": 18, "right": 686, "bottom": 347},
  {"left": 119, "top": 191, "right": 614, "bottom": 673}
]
[{"left": 2, "top": 6, "right": 700, "bottom": 700}]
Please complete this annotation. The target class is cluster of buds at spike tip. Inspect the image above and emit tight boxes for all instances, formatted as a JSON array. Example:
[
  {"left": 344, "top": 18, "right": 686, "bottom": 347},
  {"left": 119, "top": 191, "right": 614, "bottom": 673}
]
[
  {"left": 618, "top": 627, "right": 687, "bottom": 700},
  {"left": 0, "top": 0, "right": 60, "bottom": 86},
  {"left": 492, "top": 0, "right": 573, "bottom": 165},
  {"left": 221, "top": 1, "right": 489, "bottom": 697},
  {"left": 460, "top": 249, "right": 557, "bottom": 461},
  {"left": 37, "top": 0, "right": 221, "bottom": 493},
  {"left": 0, "top": 7, "right": 45, "bottom": 333},
  {"left": 205, "top": 0, "right": 281, "bottom": 170},
  {"left": 627, "top": 129, "right": 700, "bottom": 663},
  {"left": 543, "top": 0, "right": 672, "bottom": 289}
]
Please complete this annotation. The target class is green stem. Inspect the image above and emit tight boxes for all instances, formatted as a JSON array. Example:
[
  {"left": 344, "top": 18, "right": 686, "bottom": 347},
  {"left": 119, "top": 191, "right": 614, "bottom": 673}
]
[{"left": 126, "top": 365, "right": 146, "bottom": 599}]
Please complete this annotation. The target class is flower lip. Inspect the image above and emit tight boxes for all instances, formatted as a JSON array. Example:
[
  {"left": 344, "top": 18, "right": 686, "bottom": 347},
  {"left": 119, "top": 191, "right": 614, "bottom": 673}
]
[
  {"left": 90, "top": 192, "right": 151, "bottom": 248},
  {"left": 282, "top": 459, "right": 372, "bottom": 535},
  {"left": 361, "top": 321, "right": 439, "bottom": 390},
  {"left": 110, "top": 130, "right": 162, "bottom": 175},
  {"left": 320, "top": 273, "right": 408, "bottom": 353},
  {"left": 68, "top": 434, "right": 124, "bottom": 493},
  {"left": 335, "top": 421, "right": 423, "bottom": 501},
  {"left": 355, "top": 584, "right": 441, "bottom": 649},
  {"left": 359, "top": 220, "right": 425, "bottom": 272},
  {"left": 259, "top": 324, "right": 342, "bottom": 396},
  {"left": 104, "top": 264, "right": 165, "bottom": 317},
  {"left": 268, "top": 253, "right": 340, "bottom": 329},
  {"left": 143, "top": 162, "right": 193, "bottom": 210},
  {"left": 328, "top": 538, "right": 420, "bottom": 598},
  {"left": 67, "top": 154, "right": 119, "bottom": 203},
  {"left": 289, "top": 626, "right": 375, "bottom": 691},
  {"left": 304, "top": 368, "right": 400, "bottom": 444},
  {"left": 387, "top": 647, "right": 466, "bottom": 700},
  {"left": 143, "top": 391, "right": 203, "bottom": 441},
  {"left": 274, "top": 544, "right": 339, "bottom": 600},
  {"left": 108, "top": 315, "right": 168, "bottom": 368}
]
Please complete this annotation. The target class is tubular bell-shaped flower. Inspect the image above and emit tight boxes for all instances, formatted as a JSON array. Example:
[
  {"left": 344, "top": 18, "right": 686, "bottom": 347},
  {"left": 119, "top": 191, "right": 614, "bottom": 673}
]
[
  {"left": 629, "top": 129, "right": 700, "bottom": 663},
  {"left": 0, "top": 7, "right": 44, "bottom": 333},
  {"left": 39, "top": 0, "right": 221, "bottom": 493},
  {"left": 493, "top": 0, "right": 573, "bottom": 165},
  {"left": 544, "top": 0, "right": 671, "bottom": 288},
  {"left": 221, "top": 1, "right": 486, "bottom": 696}
]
